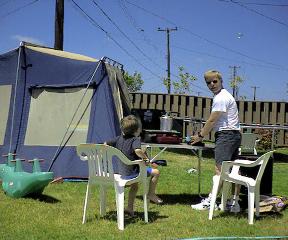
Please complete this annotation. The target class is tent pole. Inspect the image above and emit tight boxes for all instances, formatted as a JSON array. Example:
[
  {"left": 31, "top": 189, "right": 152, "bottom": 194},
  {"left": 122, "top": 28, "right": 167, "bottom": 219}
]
[
  {"left": 47, "top": 59, "right": 104, "bottom": 172},
  {"left": 9, "top": 42, "right": 23, "bottom": 154}
]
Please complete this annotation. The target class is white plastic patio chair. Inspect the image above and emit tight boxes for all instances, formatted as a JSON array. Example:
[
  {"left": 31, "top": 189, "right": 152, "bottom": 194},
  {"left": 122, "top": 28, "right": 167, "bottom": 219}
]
[
  {"left": 209, "top": 150, "right": 274, "bottom": 224},
  {"left": 239, "top": 133, "right": 261, "bottom": 156},
  {"left": 76, "top": 143, "right": 149, "bottom": 230}
]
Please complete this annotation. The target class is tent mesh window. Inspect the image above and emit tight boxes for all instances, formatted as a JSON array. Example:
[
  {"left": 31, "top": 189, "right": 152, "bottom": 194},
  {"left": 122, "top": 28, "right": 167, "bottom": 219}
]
[
  {"left": 0, "top": 85, "right": 12, "bottom": 145},
  {"left": 24, "top": 87, "right": 93, "bottom": 146}
]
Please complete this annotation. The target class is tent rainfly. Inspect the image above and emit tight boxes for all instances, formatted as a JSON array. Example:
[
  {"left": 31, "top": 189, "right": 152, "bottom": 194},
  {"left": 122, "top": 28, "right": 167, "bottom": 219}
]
[{"left": 0, "top": 42, "right": 131, "bottom": 178}]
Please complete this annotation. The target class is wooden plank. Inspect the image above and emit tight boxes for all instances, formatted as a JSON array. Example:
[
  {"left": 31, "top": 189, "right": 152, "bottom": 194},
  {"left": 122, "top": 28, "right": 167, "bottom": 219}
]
[
  {"left": 148, "top": 94, "right": 156, "bottom": 109},
  {"left": 171, "top": 95, "right": 179, "bottom": 114},
  {"left": 246, "top": 102, "right": 253, "bottom": 124},
  {"left": 141, "top": 94, "right": 148, "bottom": 109},
  {"left": 204, "top": 98, "right": 212, "bottom": 120},
  {"left": 278, "top": 103, "right": 285, "bottom": 124},
  {"left": 260, "top": 102, "right": 269, "bottom": 124},
  {"left": 254, "top": 102, "right": 261, "bottom": 123},
  {"left": 156, "top": 94, "right": 164, "bottom": 110},
  {"left": 164, "top": 94, "right": 171, "bottom": 112},
  {"left": 238, "top": 101, "right": 245, "bottom": 123},
  {"left": 270, "top": 102, "right": 277, "bottom": 124},
  {"left": 179, "top": 96, "right": 187, "bottom": 117},
  {"left": 134, "top": 93, "right": 141, "bottom": 109},
  {"left": 187, "top": 96, "right": 195, "bottom": 117}
]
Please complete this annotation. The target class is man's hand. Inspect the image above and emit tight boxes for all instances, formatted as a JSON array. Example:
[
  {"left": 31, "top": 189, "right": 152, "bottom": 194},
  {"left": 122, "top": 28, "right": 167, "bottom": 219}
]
[{"left": 191, "top": 134, "right": 202, "bottom": 145}]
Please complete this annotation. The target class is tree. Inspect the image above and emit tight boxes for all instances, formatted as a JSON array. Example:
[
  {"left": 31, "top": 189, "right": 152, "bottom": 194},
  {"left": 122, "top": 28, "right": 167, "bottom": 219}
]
[
  {"left": 170, "top": 66, "right": 197, "bottom": 94},
  {"left": 123, "top": 71, "right": 144, "bottom": 92},
  {"left": 229, "top": 75, "right": 244, "bottom": 100}
]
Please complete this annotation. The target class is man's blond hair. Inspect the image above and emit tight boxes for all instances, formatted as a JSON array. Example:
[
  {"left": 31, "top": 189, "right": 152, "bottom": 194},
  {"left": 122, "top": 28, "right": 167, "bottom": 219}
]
[{"left": 204, "top": 70, "right": 223, "bottom": 81}]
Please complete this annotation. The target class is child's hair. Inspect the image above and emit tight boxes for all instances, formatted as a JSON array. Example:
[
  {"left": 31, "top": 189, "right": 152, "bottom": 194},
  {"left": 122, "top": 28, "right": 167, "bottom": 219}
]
[{"left": 120, "top": 115, "right": 141, "bottom": 135}]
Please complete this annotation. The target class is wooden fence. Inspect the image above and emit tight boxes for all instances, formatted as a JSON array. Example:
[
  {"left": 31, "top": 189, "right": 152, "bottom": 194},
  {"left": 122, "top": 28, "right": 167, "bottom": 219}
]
[{"left": 129, "top": 92, "right": 288, "bottom": 146}]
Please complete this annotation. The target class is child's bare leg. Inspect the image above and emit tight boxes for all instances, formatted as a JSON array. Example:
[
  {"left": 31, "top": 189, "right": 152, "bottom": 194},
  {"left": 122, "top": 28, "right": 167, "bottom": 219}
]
[
  {"left": 126, "top": 183, "right": 138, "bottom": 216},
  {"left": 148, "top": 168, "right": 163, "bottom": 203}
]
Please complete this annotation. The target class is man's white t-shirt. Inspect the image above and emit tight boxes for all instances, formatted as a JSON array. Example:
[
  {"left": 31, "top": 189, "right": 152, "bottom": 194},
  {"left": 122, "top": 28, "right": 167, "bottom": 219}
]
[{"left": 212, "top": 88, "right": 240, "bottom": 132}]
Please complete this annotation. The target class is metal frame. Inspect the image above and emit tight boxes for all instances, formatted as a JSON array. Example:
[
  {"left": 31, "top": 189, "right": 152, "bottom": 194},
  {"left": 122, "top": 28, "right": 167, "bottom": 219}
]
[{"left": 141, "top": 142, "right": 214, "bottom": 197}]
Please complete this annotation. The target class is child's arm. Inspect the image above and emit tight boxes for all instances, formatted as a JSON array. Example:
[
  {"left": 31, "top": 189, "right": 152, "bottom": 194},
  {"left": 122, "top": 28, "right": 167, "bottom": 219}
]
[{"left": 135, "top": 149, "right": 149, "bottom": 162}]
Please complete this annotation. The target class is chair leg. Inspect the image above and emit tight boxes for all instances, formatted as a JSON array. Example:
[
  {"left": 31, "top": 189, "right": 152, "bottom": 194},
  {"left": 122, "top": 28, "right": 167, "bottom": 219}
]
[
  {"left": 115, "top": 185, "right": 125, "bottom": 230},
  {"left": 221, "top": 181, "right": 230, "bottom": 211},
  {"left": 82, "top": 182, "right": 90, "bottom": 224},
  {"left": 255, "top": 185, "right": 260, "bottom": 217},
  {"left": 143, "top": 193, "right": 148, "bottom": 223},
  {"left": 248, "top": 186, "right": 255, "bottom": 225},
  {"left": 142, "top": 180, "right": 149, "bottom": 223},
  {"left": 209, "top": 175, "right": 220, "bottom": 220},
  {"left": 100, "top": 185, "right": 107, "bottom": 216}
]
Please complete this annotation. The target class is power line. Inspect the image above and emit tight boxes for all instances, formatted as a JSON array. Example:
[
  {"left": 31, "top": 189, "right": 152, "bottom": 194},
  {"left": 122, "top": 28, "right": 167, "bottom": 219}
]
[
  {"left": 91, "top": 0, "right": 165, "bottom": 72},
  {"left": 125, "top": 0, "right": 287, "bottom": 70},
  {"left": 229, "top": 0, "right": 288, "bottom": 29},
  {"left": 71, "top": 1, "right": 210, "bottom": 95},
  {"left": 0, "top": 0, "right": 40, "bottom": 20},
  {"left": 217, "top": 0, "right": 288, "bottom": 7},
  {"left": 173, "top": 45, "right": 288, "bottom": 72},
  {"left": 69, "top": 0, "right": 164, "bottom": 81}
]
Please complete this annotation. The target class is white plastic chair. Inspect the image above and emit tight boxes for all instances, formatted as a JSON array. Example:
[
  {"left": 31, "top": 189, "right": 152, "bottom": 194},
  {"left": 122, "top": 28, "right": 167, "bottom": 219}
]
[
  {"left": 76, "top": 143, "right": 149, "bottom": 230},
  {"left": 209, "top": 150, "right": 274, "bottom": 224},
  {"left": 239, "top": 133, "right": 261, "bottom": 156}
]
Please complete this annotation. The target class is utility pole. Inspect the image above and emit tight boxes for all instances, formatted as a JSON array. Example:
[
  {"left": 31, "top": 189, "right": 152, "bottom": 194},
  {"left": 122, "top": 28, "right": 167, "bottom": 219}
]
[
  {"left": 229, "top": 66, "right": 240, "bottom": 99},
  {"left": 54, "top": 0, "right": 64, "bottom": 50},
  {"left": 251, "top": 86, "right": 259, "bottom": 101},
  {"left": 158, "top": 27, "right": 177, "bottom": 94}
]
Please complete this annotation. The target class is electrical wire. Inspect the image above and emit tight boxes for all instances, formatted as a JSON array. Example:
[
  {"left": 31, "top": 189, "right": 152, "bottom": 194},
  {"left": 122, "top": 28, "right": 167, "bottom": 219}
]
[
  {"left": 229, "top": 0, "right": 288, "bottom": 29},
  {"left": 0, "top": 0, "right": 40, "bottom": 20},
  {"left": 217, "top": 0, "right": 288, "bottom": 7},
  {"left": 125, "top": 0, "right": 287, "bottom": 70},
  {"left": 91, "top": 0, "right": 165, "bottom": 72},
  {"left": 69, "top": 0, "right": 164, "bottom": 82}
]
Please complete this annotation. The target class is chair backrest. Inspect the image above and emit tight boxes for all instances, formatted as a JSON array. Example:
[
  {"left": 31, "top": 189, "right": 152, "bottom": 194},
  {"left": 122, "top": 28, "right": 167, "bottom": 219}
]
[
  {"left": 254, "top": 151, "right": 274, "bottom": 184},
  {"left": 240, "top": 133, "right": 260, "bottom": 155},
  {"left": 76, "top": 143, "right": 138, "bottom": 184}
]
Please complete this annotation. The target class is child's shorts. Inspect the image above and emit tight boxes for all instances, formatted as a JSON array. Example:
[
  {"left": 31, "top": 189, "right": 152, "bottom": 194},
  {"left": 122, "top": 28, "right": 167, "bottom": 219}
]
[{"left": 121, "top": 167, "right": 152, "bottom": 180}]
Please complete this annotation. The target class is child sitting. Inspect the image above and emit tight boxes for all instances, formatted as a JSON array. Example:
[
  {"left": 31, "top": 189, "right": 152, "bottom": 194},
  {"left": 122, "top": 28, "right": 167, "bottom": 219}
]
[{"left": 105, "top": 115, "right": 162, "bottom": 216}]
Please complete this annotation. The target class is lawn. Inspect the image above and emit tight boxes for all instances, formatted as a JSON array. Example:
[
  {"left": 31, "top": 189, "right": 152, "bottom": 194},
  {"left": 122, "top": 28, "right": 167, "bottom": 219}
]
[{"left": 0, "top": 149, "right": 288, "bottom": 240}]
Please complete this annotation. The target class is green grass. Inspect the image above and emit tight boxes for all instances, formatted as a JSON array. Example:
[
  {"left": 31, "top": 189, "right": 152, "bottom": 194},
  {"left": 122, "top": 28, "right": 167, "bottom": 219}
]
[{"left": 1, "top": 149, "right": 288, "bottom": 240}]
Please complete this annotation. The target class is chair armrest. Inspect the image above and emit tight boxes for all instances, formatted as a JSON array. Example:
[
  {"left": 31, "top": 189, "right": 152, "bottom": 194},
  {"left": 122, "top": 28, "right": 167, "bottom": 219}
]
[
  {"left": 122, "top": 159, "right": 144, "bottom": 166},
  {"left": 223, "top": 159, "right": 258, "bottom": 168}
]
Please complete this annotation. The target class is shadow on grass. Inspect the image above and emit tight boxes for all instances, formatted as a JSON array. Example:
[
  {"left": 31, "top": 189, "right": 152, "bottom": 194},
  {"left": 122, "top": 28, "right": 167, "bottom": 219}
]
[
  {"left": 24, "top": 193, "right": 61, "bottom": 203},
  {"left": 213, "top": 208, "right": 283, "bottom": 222},
  {"left": 146, "top": 193, "right": 206, "bottom": 205},
  {"left": 273, "top": 152, "right": 288, "bottom": 163},
  {"left": 85, "top": 210, "right": 167, "bottom": 227}
]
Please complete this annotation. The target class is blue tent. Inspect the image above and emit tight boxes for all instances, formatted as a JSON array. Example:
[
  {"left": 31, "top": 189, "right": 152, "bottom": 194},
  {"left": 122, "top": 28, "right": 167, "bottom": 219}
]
[{"left": 0, "top": 42, "right": 131, "bottom": 178}]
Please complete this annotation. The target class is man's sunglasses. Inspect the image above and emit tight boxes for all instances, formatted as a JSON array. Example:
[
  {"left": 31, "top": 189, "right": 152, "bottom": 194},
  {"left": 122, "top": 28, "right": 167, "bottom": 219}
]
[{"left": 206, "top": 80, "right": 218, "bottom": 85}]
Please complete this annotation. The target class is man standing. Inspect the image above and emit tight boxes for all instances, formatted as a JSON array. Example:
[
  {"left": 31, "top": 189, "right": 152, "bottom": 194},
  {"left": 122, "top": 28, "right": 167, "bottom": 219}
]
[{"left": 191, "top": 70, "right": 241, "bottom": 210}]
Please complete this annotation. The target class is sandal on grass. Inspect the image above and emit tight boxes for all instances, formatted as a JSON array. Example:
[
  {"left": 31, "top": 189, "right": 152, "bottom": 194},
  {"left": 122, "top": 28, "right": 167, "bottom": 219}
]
[{"left": 148, "top": 195, "right": 163, "bottom": 204}]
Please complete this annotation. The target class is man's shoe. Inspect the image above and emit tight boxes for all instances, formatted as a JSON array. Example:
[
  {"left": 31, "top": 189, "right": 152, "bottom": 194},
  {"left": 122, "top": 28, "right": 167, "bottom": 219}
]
[
  {"left": 230, "top": 201, "right": 241, "bottom": 213},
  {"left": 191, "top": 194, "right": 218, "bottom": 210},
  {"left": 219, "top": 199, "right": 241, "bottom": 213}
]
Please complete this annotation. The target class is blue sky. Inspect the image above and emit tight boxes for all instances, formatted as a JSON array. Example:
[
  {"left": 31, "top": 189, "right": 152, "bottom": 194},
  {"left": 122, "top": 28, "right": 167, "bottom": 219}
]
[{"left": 1, "top": 0, "right": 287, "bottom": 101}]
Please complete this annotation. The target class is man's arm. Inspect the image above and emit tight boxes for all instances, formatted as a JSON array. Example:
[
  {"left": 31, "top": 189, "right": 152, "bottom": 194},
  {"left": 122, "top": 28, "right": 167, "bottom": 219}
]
[{"left": 191, "top": 111, "right": 222, "bottom": 144}]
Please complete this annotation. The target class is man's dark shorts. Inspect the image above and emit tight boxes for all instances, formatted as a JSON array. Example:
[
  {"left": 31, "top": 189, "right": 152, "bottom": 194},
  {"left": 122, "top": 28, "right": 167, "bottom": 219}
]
[{"left": 214, "top": 130, "right": 242, "bottom": 165}]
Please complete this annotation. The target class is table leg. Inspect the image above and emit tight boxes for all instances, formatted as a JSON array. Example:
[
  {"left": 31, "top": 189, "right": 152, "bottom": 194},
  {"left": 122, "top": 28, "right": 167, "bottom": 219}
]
[{"left": 190, "top": 148, "right": 203, "bottom": 197}]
